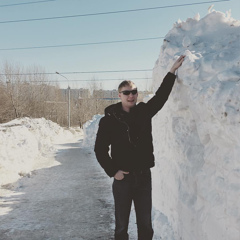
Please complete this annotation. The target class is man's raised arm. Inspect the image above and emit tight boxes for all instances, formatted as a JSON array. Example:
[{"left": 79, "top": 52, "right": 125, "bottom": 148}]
[{"left": 146, "top": 55, "right": 185, "bottom": 117}]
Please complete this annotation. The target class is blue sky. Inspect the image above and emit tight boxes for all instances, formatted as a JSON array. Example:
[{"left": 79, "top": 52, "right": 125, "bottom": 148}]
[{"left": 0, "top": 0, "right": 239, "bottom": 90}]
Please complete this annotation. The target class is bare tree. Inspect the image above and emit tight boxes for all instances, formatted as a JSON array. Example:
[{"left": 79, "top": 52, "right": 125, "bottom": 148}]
[
  {"left": 0, "top": 62, "right": 151, "bottom": 127},
  {"left": 0, "top": 61, "right": 67, "bottom": 125}
]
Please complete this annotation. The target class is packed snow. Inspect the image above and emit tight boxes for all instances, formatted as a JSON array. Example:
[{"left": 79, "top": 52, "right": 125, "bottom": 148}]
[
  {"left": 151, "top": 9, "right": 240, "bottom": 240},
  {"left": 0, "top": 118, "right": 82, "bottom": 186}
]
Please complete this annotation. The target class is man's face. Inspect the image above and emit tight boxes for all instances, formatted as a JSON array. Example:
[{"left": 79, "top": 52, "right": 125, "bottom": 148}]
[{"left": 118, "top": 85, "right": 138, "bottom": 112}]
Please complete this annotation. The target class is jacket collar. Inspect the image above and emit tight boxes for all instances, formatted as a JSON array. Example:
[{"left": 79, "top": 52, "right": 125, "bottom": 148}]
[
  {"left": 104, "top": 102, "right": 121, "bottom": 117},
  {"left": 105, "top": 102, "right": 138, "bottom": 116}
]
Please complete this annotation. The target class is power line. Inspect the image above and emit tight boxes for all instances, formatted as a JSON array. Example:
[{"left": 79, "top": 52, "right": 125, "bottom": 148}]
[
  {"left": 0, "top": 69, "right": 153, "bottom": 76},
  {"left": 57, "top": 77, "right": 152, "bottom": 82},
  {"left": 0, "top": 0, "right": 55, "bottom": 8},
  {"left": 0, "top": 0, "right": 230, "bottom": 24},
  {"left": 0, "top": 37, "right": 164, "bottom": 51},
  {"left": 24, "top": 77, "right": 152, "bottom": 83},
  {"left": 58, "top": 69, "right": 153, "bottom": 74}
]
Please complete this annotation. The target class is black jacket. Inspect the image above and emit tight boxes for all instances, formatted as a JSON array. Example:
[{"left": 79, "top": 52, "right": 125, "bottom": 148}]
[{"left": 94, "top": 72, "right": 176, "bottom": 177}]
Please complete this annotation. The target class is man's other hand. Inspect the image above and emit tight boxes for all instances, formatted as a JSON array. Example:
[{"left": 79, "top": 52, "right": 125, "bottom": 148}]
[{"left": 114, "top": 170, "right": 129, "bottom": 180}]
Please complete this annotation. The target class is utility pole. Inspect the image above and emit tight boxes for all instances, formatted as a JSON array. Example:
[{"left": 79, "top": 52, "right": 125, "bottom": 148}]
[{"left": 56, "top": 72, "right": 71, "bottom": 128}]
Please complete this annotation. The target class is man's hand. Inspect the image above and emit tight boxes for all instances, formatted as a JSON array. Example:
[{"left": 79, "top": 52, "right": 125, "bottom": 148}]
[
  {"left": 170, "top": 55, "right": 185, "bottom": 74},
  {"left": 114, "top": 170, "right": 129, "bottom": 180}
]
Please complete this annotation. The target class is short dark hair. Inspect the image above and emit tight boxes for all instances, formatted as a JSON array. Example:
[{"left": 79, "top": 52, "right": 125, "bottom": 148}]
[{"left": 118, "top": 80, "right": 136, "bottom": 92}]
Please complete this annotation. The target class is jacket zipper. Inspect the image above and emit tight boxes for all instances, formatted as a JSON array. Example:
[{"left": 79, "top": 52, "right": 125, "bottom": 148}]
[{"left": 113, "top": 112, "right": 137, "bottom": 147}]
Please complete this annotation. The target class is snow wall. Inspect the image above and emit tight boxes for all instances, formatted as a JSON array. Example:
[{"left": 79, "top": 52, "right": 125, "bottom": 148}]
[{"left": 151, "top": 10, "right": 240, "bottom": 240}]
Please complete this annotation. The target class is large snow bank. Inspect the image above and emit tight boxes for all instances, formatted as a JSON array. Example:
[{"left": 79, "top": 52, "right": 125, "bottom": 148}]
[
  {"left": 152, "top": 10, "right": 240, "bottom": 240},
  {"left": 0, "top": 117, "right": 81, "bottom": 186}
]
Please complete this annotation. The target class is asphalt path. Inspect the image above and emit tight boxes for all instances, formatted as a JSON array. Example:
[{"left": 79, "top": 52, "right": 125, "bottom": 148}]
[{"left": 0, "top": 139, "right": 137, "bottom": 240}]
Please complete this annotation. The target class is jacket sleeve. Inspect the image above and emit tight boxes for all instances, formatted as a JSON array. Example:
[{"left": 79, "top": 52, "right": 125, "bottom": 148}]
[
  {"left": 94, "top": 117, "right": 119, "bottom": 177},
  {"left": 146, "top": 72, "right": 176, "bottom": 117}
]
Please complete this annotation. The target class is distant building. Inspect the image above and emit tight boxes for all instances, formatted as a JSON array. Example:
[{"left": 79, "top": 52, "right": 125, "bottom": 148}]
[
  {"left": 61, "top": 88, "right": 90, "bottom": 100},
  {"left": 78, "top": 88, "right": 90, "bottom": 99},
  {"left": 93, "top": 89, "right": 118, "bottom": 99},
  {"left": 61, "top": 88, "right": 152, "bottom": 102},
  {"left": 137, "top": 90, "right": 152, "bottom": 102}
]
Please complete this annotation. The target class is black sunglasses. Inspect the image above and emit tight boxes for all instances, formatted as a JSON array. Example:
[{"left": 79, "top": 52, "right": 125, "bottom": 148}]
[{"left": 119, "top": 89, "right": 138, "bottom": 95}]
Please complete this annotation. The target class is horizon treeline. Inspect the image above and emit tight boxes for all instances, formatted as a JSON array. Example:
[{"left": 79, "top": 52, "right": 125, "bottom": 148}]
[{"left": 0, "top": 61, "right": 119, "bottom": 127}]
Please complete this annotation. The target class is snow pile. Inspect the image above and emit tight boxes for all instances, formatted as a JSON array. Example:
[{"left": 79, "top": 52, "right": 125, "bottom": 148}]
[
  {"left": 152, "top": 10, "right": 240, "bottom": 240},
  {"left": 83, "top": 114, "right": 103, "bottom": 147},
  {"left": 0, "top": 117, "right": 81, "bottom": 186}
]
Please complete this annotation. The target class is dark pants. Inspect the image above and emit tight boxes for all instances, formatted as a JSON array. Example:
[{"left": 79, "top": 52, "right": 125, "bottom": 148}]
[{"left": 112, "top": 169, "right": 153, "bottom": 240}]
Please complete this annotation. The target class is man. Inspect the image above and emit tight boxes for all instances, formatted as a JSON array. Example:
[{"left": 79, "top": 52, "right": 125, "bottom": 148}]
[{"left": 94, "top": 55, "right": 185, "bottom": 240}]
